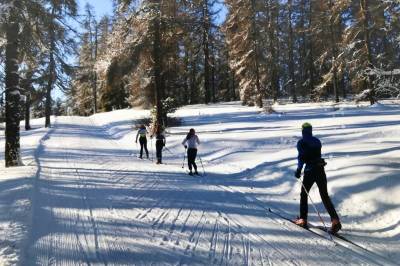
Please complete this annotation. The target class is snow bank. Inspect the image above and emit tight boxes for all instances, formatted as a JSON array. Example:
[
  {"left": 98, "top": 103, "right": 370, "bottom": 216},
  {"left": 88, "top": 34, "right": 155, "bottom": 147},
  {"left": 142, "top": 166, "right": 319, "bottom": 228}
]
[{"left": 90, "top": 108, "right": 150, "bottom": 150}]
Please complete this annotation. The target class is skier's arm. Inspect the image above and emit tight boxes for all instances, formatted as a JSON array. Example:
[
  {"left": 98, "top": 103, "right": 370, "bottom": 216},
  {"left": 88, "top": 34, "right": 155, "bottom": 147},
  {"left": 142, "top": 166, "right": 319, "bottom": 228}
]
[
  {"left": 297, "top": 141, "right": 305, "bottom": 171},
  {"left": 182, "top": 138, "right": 187, "bottom": 146},
  {"left": 136, "top": 131, "right": 139, "bottom": 142},
  {"left": 196, "top": 136, "right": 200, "bottom": 145}
]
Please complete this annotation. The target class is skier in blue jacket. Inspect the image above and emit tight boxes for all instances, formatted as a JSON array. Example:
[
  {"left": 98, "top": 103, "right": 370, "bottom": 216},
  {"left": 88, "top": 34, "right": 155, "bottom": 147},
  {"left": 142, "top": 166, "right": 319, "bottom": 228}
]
[{"left": 294, "top": 122, "right": 341, "bottom": 233}]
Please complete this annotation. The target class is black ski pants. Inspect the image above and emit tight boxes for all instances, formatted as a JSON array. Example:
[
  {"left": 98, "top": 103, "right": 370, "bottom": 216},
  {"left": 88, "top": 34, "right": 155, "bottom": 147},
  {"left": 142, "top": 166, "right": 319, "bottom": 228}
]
[
  {"left": 139, "top": 137, "right": 149, "bottom": 158},
  {"left": 187, "top": 148, "right": 197, "bottom": 172},
  {"left": 156, "top": 141, "right": 164, "bottom": 163},
  {"left": 300, "top": 166, "right": 339, "bottom": 221}
]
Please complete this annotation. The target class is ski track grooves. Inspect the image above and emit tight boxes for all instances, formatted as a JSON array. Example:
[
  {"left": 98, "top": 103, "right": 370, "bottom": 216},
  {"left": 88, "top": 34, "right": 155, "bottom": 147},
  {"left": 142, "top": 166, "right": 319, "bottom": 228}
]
[
  {"left": 22, "top": 116, "right": 388, "bottom": 265},
  {"left": 216, "top": 183, "right": 395, "bottom": 265}
]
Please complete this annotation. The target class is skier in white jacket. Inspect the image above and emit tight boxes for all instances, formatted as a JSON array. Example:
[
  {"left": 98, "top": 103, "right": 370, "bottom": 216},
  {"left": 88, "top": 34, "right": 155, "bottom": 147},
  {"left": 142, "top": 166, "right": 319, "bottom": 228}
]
[{"left": 182, "top": 128, "right": 200, "bottom": 175}]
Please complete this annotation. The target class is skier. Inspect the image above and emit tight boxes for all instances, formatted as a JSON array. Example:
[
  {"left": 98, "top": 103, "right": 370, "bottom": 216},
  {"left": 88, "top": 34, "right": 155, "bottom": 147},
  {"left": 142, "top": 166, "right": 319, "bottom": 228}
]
[
  {"left": 154, "top": 127, "right": 166, "bottom": 164},
  {"left": 182, "top": 128, "right": 200, "bottom": 175},
  {"left": 294, "top": 122, "right": 342, "bottom": 234},
  {"left": 136, "top": 124, "right": 149, "bottom": 159}
]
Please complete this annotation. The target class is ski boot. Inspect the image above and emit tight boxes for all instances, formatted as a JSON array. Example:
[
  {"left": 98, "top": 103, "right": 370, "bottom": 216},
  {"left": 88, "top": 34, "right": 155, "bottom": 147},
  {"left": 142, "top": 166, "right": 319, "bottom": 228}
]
[
  {"left": 330, "top": 219, "right": 342, "bottom": 234},
  {"left": 188, "top": 171, "right": 194, "bottom": 176},
  {"left": 293, "top": 217, "right": 308, "bottom": 228}
]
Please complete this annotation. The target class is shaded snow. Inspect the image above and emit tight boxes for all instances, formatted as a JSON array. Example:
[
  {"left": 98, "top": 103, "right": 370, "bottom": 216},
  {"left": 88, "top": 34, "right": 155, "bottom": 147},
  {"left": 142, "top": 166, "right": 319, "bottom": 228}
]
[{"left": 0, "top": 101, "right": 399, "bottom": 265}]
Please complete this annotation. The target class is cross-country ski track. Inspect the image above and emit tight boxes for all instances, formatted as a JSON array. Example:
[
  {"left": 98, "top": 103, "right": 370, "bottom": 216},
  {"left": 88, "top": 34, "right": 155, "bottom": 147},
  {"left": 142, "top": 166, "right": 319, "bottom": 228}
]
[{"left": 2, "top": 101, "right": 400, "bottom": 265}]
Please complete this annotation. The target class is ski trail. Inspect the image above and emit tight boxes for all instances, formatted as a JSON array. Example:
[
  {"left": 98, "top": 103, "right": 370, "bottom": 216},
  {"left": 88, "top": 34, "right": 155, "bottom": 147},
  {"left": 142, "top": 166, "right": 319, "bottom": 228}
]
[{"left": 20, "top": 115, "right": 388, "bottom": 265}]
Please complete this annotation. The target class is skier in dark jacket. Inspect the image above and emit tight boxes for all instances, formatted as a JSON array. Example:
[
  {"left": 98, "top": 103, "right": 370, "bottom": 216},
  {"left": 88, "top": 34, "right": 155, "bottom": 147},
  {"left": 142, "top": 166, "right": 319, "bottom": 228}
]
[
  {"left": 294, "top": 122, "right": 342, "bottom": 233},
  {"left": 182, "top": 128, "right": 200, "bottom": 175},
  {"left": 154, "top": 127, "right": 166, "bottom": 164},
  {"left": 136, "top": 125, "right": 149, "bottom": 159}
]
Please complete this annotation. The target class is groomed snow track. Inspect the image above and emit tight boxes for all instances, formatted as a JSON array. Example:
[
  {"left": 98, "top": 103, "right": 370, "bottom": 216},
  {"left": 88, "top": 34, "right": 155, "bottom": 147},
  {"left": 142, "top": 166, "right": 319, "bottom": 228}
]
[{"left": 21, "top": 116, "right": 396, "bottom": 265}]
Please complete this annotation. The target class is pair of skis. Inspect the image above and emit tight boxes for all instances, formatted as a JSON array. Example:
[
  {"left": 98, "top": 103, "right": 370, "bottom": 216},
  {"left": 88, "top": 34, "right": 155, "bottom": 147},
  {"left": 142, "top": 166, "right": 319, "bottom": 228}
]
[
  {"left": 267, "top": 207, "right": 392, "bottom": 264},
  {"left": 268, "top": 207, "right": 398, "bottom": 265},
  {"left": 186, "top": 170, "right": 205, "bottom": 177}
]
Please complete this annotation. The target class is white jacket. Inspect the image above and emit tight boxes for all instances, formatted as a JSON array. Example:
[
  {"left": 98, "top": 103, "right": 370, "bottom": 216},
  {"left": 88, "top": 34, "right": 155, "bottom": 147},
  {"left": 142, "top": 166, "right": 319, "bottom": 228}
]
[{"left": 182, "top": 135, "right": 200, "bottom": 149}]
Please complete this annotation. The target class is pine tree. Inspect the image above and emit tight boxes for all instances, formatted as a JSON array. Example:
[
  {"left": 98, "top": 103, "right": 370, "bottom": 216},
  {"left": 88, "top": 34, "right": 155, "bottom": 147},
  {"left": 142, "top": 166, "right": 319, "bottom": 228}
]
[
  {"left": 312, "top": 1, "right": 348, "bottom": 102},
  {"left": 0, "top": 0, "right": 46, "bottom": 166},
  {"left": 3, "top": 4, "right": 21, "bottom": 167},
  {"left": 265, "top": 0, "right": 280, "bottom": 102},
  {"left": 287, "top": 0, "right": 297, "bottom": 103},
  {"left": 225, "top": 0, "right": 265, "bottom": 107},
  {"left": 71, "top": 4, "right": 100, "bottom": 116},
  {"left": 343, "top": 0, "right": 388, "bottom": 104},
  {"left": 42, "top": 0, "right": 77, "bottom": 127}
]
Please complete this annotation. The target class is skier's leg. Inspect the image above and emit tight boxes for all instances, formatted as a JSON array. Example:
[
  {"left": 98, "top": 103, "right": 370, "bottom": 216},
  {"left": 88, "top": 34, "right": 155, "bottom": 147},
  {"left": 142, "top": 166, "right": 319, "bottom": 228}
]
[
  {"left": 144, "top": 138, "right": 149, "bottom": 158},
  {"left": 193, "top": 149, "right": 198, "bottom": 173},
  {"left": 316, "top": 167, "right": 339, "bottom": 220},
  {"left": 139, "top": 138, "right": 144, "bottom": 158},
  {"left": 187, "top": 149, "right": 193, "bottom": 172},
  {"left": 156, "top": 144, "right": 162, "bottom": 163},
  {"left": 300, "top": 171, "right": 314, "bottom": 220}
]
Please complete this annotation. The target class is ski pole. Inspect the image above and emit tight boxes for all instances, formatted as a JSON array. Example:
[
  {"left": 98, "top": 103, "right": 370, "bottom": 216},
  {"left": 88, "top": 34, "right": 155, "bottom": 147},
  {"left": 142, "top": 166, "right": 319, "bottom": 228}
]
[
  {"left": 150, "top": 137, "right": 154, "bottom": 162},
  {"left": 298, "top": 178, "right": 333, "bottom": 240},
  {"left": 198, "top": 155, "right": 206, "bottom": 176},
  {"left": 164, "top": 146, "right": 175, "bottom": 156},
  {"left": 182, "top": 147, "right": 187, "bottom": 169}
]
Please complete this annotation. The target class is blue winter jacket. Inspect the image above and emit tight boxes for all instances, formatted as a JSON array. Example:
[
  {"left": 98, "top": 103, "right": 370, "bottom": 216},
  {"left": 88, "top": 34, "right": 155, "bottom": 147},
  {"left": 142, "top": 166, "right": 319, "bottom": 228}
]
[{"left": 297, "top": 127, "right": 322, "bottom": 171}]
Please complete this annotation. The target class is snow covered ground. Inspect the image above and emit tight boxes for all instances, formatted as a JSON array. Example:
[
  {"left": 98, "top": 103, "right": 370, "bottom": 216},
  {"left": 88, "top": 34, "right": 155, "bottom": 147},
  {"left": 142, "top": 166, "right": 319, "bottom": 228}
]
[{"left": 0, "top": 101, "right": 399, "bottom": 265}]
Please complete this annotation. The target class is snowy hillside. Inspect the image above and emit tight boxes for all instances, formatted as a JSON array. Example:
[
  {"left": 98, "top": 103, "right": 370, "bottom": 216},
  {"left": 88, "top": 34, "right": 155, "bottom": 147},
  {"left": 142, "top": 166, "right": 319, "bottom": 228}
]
[{"left": 0, "top": 101, "right": 399, "bottom": 265}]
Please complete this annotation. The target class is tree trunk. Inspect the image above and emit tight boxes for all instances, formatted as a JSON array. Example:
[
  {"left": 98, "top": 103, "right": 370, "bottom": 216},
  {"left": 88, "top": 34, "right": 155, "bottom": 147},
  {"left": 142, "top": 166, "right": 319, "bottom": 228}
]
[
  {"left": 274, "top": 2, "right": 280, "bottom": 102},
  {"left": 21, "top": 69, "right": 33, "bottom": 131},
  {"left": 231, "top": 71, "right": 237, "bottom": 101},
  {"left": 308, "top": 0, "right": 316, "bottom": 100},
  {"left": 93, "top": 23, "right": 98, "bottom": 114},
  {"left": 190, "top": 55, "right": 197, "bottom": 104},
  {"left": 299, "top": 0, "right": 307, "bottom": 97},
  {"left": 251, "top": 0, "right": 263, "bottom": 108},
  {"left": 211, "top": 44, "right": 216, "bottom": 103},
  {"left": 203, "top": 0, "right": 211, "bottom": 104},
  {"left": 183, "top": 48, "right": 189, "bottom": 104},
  {"left": 45, "top": 8, "right": 56, "bottom": 128},
  {"left": 341, "top": 75, "right": 346, "bottom": 99},
  {"left": 288, "top": 0, "right": 297, "bottom": 103},
  {"left": 25, "top": 93, "right": 31, "bottom": 131},
  {"left": 328, "top": 0, "right": 339, "bottom": 103},
  {"left": 360, "top": 0, "right": 375, "bottom": 104},
  {"left": 5, "top": 17, "right": 22, "bottom": 167},
  {"left": 153, "top": 16, "right": 164, "bottom": 128}
]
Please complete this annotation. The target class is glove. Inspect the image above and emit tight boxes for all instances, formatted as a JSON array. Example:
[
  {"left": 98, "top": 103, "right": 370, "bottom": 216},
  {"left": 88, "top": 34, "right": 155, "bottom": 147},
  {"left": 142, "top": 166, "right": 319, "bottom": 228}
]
[
  {"left": 135, "top": 140, "right": 138, "bottom": 143},
  {"left": 184, "top": 145, "right": 187, "bottom": 149},
  {"left": 295, "top": 169, "right": 302, "bottom": 179},
  {"left": 319, "top": 159, "right": 327, "bottom": 167}
]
